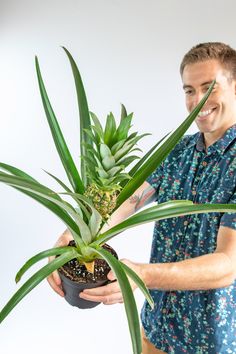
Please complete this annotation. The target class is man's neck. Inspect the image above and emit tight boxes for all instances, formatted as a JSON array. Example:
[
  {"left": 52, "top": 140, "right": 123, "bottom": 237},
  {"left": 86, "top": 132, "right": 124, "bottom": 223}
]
[{"left": 204, "top": 131, "right": 223, "bottom": 149}]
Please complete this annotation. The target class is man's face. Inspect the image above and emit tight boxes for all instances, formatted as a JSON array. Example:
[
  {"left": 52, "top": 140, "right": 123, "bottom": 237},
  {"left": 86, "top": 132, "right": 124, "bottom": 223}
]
[{"left": 182, "top": 59, "right": 236, "bottom": 137}]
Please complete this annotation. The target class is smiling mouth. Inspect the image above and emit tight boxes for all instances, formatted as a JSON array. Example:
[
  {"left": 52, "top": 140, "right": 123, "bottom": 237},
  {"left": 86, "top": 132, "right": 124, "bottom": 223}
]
[{"left": 197, "top": 107, "right": 217, "bottom": 119}]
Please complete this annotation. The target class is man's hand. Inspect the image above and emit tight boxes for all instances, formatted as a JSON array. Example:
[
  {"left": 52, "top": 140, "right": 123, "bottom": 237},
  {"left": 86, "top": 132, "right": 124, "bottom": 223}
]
[
  {"left": 79, "top": 259, "right": 144, "bottom": 305},
  {"left": 47, "top": 182, "right": 153, "bottom": 298},
  {"left": 47, "top": 229, "right": 73, "bottom": 297}
]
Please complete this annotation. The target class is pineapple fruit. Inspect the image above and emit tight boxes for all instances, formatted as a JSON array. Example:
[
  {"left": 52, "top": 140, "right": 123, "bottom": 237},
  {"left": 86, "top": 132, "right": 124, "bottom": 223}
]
[{"left": 83, "top": 105, "right": 146, "bottom": 220}]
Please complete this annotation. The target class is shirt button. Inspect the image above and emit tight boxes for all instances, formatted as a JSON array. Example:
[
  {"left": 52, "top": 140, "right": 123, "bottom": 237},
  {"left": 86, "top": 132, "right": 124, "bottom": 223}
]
[
  {"left": 202, "top": 161, "right": 207, "bottom": 167},
  {"left": 192, "top": 190, "right": 197, "bottom": 195}
]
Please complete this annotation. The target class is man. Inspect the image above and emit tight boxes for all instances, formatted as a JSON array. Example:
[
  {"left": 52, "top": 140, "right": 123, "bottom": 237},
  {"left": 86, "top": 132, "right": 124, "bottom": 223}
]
[{"left": 48, "top": 42, "right": 236, "bottom": 353}]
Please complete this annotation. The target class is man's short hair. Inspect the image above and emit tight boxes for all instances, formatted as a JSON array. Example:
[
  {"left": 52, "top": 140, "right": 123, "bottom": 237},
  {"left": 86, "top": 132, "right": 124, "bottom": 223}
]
[{"left": 180, "top": 42, "right": 236, "bottom": 80}]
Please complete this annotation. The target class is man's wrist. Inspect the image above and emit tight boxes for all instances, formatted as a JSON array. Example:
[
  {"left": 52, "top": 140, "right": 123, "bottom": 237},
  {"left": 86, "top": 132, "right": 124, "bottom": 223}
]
[{"left": 140, "top": 263, "right": 160, "bottom": 289}]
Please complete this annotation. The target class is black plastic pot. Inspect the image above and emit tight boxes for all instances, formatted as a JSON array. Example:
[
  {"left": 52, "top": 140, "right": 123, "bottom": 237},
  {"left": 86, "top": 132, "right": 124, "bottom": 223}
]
[{"left": 59, "top": 272, "right": 109, "bottom": 309}]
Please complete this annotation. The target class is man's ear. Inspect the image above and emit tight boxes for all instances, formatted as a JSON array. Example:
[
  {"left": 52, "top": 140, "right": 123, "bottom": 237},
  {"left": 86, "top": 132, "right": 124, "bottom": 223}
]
[
  {"left": 234, "top": 80, "right": 236, "bottom": 96},
  {"left": 231, "top": 79, "right": 236, "bottom": 98}
]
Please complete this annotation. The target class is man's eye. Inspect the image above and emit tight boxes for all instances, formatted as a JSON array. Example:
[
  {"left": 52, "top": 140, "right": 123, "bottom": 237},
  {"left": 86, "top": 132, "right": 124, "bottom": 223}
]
[
  {"left": 185, "top": 90, "right": 193, "bottom": 95},
  {"left": 204, "top": 86, "right": 215, "bottom": 92}
]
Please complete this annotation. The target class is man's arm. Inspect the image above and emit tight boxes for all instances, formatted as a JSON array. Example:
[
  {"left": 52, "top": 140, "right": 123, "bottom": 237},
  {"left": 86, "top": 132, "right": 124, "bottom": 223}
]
[
  {"left": 80, "top": 226, "right": 236, "bottom": 304},
  {"left": 47, "top": 181, "right": 156, "bottom": 296},
  {"left": 142, "top": 225, "right": 236, "bottom": 290},
  {"left": 102, "top": 181, "right": 157, "bottom": 231}
]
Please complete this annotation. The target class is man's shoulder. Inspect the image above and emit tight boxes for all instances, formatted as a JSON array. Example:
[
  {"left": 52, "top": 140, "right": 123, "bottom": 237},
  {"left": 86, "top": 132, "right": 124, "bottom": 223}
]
[
  {"left": 157, "top": 132, "right": 199, "bottom": 171},
  {"left": 170, "top": 132, "right": 199, "bottom": 153},
  {"left": 147, "top": 133, "right": 198, "bottom": 182}
]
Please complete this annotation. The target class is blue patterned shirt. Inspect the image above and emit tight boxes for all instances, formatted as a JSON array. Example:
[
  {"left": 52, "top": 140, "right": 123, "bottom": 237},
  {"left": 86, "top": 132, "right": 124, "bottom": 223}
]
[{"left": 141, "top": 124, "right": 236, "bottom": 354}]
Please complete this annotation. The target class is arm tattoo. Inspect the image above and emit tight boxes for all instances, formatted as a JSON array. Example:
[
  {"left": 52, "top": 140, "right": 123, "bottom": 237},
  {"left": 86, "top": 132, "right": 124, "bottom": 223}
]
[{"left": 129, "top": 186, "right": 157, "bottom": 212}]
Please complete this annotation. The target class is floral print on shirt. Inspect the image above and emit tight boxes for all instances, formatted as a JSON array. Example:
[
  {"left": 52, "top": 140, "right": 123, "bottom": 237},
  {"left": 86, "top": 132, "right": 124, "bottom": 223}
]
[{"left": 141, "top": 124, "right": 236, "bottom": 354}]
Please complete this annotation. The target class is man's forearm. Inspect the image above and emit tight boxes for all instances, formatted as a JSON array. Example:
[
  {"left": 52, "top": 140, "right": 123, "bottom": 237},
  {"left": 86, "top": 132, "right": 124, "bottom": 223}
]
[
  {"left": 102, "top": 181, "right": 156, "bottom": 231},
  {"left": 141, "top": 252, "right": 235, "bottom": 291},
  {"left": 101, "top": 199, "right": 135, "bottom": 232}
]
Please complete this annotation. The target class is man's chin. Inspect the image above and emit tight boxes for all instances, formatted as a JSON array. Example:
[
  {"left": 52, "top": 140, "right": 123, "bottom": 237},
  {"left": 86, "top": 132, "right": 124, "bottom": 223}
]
[{"left": 195, "top": 122, "right": 213, "bottom": 134}]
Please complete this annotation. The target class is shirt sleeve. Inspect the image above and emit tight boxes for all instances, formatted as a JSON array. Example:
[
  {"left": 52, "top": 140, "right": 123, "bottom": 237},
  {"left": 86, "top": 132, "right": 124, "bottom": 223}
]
[
  {"left": 145, "top": 135, "right": 188, "bottom": 203},
  {"left": 220, "top": 191, "right": 236, "bottom": 230},
  {"left": 146, "top": 162, "right": 164, "bottom": 202}
]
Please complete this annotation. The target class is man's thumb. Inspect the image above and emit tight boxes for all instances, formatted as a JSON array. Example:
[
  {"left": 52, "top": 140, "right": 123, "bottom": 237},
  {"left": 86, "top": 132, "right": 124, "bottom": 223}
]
[{"left": 107, "top": 270, "right": 116, "bottom": 281}]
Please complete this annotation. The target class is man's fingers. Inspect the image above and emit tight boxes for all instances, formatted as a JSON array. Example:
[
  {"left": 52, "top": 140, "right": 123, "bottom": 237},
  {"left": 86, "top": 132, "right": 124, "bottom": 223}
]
[
  {"left": 80, "top": 281, "right": 124, "bottom": 304},
  {"left": 79, "top": 291, "right": 123, "bottom": 305},
  {"left": 52, "top": 269, "right": 61, "bottom": 286},
  {"left": 107, "top": 270, "right": 116, "bottom": 281},
  {"left": 47, "top": 254, "right": 64, "bottom": 296},
  {"left": 82, "top": 281, "right": 120, "bottom": 296},
  {"left": 56, "top": 231, "right": 73, "bottom": 247},
  {"left": 47, "top": 229, "right": 73, "bottom": 297},
  {"left": 47, "top": 274, "right": 64, "bottom": 297}
]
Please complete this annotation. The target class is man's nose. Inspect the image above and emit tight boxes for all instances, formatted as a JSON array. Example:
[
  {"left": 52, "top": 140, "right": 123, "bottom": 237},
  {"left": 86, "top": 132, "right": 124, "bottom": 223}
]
[{"left": 193, "top": 92, "right": 205, "bottom": 107}]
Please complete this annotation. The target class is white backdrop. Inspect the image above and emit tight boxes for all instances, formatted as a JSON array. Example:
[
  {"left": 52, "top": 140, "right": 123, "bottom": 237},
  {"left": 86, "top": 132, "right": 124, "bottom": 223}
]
[{"left": 0, "top": 1, "right": 236, "bottom": 353}]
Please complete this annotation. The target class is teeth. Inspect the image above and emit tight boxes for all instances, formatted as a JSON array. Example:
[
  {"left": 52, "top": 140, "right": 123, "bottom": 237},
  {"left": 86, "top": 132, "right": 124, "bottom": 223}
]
[{"left": 198, "top": 109, "right": 213, "bottom": 117}]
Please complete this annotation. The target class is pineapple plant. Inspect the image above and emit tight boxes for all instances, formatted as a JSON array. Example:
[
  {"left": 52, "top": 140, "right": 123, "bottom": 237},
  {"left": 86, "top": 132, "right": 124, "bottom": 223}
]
[
  {"left": 83, "top": 108, "right": 148, "bottom": 220},
  {"left": 0, "top": 47, "right": 235, "bottom": 354}
]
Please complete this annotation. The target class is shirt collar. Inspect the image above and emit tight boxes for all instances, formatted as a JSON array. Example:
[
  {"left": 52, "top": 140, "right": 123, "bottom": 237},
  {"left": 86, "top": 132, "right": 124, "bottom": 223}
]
[{"left": 195, "top": 124, "right": 236, "bottom": 154}]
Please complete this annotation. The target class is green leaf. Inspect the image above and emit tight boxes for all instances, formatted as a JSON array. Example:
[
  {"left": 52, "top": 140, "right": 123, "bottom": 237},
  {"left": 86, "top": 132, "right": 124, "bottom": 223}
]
[
  {"left": 117, "top": 155, "right": 140, "bottom": 168},
  {"left": 90, "top": 112, "right": 104, "bottom": 138},
  {"left": 43, "top": 169, "right": 72, "bottom": 192},
  {"left": 115, "top": 81, "right": 216, "bottom": 208},
  {"left": 123, "top": 132, "right": 170, "bottom": 184},
  {"left": 102, "top": 156, "right": 116, "bottom": 170},
  {"left": 110, "top": 139, "right": 126, "bottom": 155},
  {"left": 116, "top": 113, "right": 133, "bottom": 141},
  {"left": 25, "top": 188, "right": 92, "bottom": 245},
  {"left": 83, "top": 143, "right": 101, "bottom": 162},
  {"left": 93, "top": 247, "right": 142, "bottom": 354},
  {"left": 0, "top": 162, "right": 38, "bottom": 182},
  {"left": 109, "top": 173, "right": 131, "bottom": 185},
  {"left": 107, "top": 166, "right": 123, "bottom": 177},
  {"left": 113, "top": 141, "right": 134, "bottom": 161},
  {"left": 104, "top": 112, "right": 116, "bottom": 146},
  {"left": 60, "top": 193, "right": 103, "bottom": 239},
  {"left": 35, "top": 56, "right": 84, "bottom": 194},
  {"left": 59, "top": 192, "right": 90, "bottom": 219},
  {"left": 120, "top": 262, "right": 154, "bottom": 309},
  {"left": 42, "top": 170, "right": 89, "bottom": 214},
  {"left": 120, "top": 103, "right": 128, "bottom": 120},
  {"left": 96, "top": 167, "right": 109, "bottom": 179},
  {"left": 81, "top": 157, "right": 97, "bottom": 176},
  {"left": 0, "top": 172, "right": 89, "bottom": 246},
  {"left": 95, "top": 201, "right": 236, "bottom": 244},
  {"left": 83, "top": 128, "right": 99, "bottom": 146},
  {"left": 100, "top": 143, "right": 112, "bottom": 159},
  {"left": 91, "top": 125, "right": 104, "bottom": 144},
  {"left": 0, "top": 171, "right": 81, "bottom": 236},
  {"left": 89, "top": 210, "right": 102, "bottom": 238},
  {"left": 127, "top": 132, "right": 138, "bottom": 141},
  {"left": 15, "top": 246, "right": 76, "bottom": 283},
  {"left": 0, "top": 250, "right": 78, "bottom": 324},
  {"left": 62, "top": 47, "right": 93, "bottom": 187}
]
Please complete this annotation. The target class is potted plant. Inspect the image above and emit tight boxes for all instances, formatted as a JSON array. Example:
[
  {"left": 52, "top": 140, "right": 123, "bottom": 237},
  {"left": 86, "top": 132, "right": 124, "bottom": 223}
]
[{"left": 0, "top": 48, "right": 236, "bottom": 354}]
